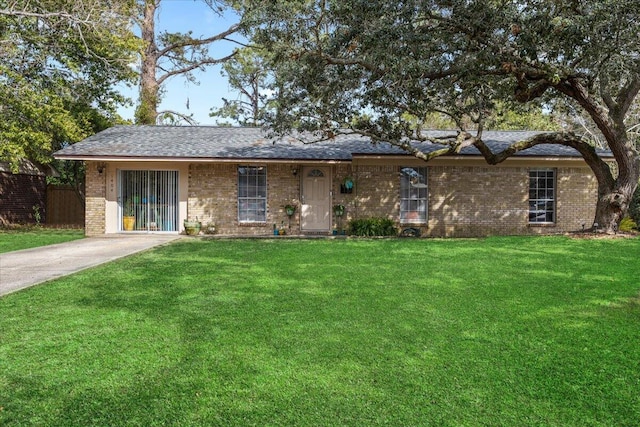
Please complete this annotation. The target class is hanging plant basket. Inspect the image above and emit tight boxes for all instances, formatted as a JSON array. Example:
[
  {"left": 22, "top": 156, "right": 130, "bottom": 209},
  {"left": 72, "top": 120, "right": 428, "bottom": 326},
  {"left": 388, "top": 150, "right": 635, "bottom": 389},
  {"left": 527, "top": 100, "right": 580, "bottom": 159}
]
[
  {"left": 284, "top": 204, "right": 297, "bottom": 216},
  {"left": 341, "top": 177, "right": 354, "bottom": 194}
]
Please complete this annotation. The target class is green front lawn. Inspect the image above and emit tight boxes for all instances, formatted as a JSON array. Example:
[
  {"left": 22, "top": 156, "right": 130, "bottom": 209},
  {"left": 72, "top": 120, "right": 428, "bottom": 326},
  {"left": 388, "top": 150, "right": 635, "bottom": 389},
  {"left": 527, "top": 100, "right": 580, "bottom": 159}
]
[
  {"left": 0, "top": 227, "right": 84, "bottom": 253},
  {"left": 1, "top": 237, "right": 639, "bottom": 426}
]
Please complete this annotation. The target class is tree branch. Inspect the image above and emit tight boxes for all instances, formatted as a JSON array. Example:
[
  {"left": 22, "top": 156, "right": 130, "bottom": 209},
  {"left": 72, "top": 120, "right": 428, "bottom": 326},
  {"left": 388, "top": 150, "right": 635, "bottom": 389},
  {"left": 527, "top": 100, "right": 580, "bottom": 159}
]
[
  {"left": 599, "top": 75, "right": 616, "bottom": 112},
  {"left": 473, "top": 131, "right": 615, "bottom": 188},
  {"left": 554, "top": 78, "right": 618, "bottom": 146},
  {"left": 615, "top": 76, "right": 640, "bottom": 119},
  {"left": 156, "top": 109, "right": 198, "bottom": 125},
  {"left": 156, "top": 24, "right": 239, "bottom": 58},
  {"left": 156, "top": 51, "right": 237, "bottom": 86},
  {"left": 0, "top": 9, "right": 91, "bottom": 24}
]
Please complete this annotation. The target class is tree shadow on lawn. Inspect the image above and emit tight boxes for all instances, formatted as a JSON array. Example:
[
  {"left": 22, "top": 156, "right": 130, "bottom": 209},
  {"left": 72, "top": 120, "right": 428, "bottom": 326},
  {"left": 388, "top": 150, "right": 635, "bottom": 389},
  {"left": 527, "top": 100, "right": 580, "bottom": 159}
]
[{"left": 6, "top": 238, "right": 640, "bottom": 425}]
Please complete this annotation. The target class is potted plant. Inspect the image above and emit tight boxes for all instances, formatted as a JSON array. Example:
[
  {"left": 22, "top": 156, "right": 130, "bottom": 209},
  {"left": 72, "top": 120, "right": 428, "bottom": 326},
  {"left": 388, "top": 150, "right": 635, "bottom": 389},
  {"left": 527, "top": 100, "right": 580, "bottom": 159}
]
[
  {"left": 122, "top": 199, "right": 135, "bottom": 231},
  {"left": 184, "top": 217, "right": 202, "bottom": 235},
  {"left": 203, "top": 222, "right": 216, "bottom": 234}
]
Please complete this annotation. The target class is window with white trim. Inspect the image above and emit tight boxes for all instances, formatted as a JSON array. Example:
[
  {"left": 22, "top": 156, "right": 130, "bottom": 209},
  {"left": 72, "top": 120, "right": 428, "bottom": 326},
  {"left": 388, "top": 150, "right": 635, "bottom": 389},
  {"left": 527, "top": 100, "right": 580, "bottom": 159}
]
[
  {"left": 238, "top": 166, "right": 267, "bottom": 223},
  {"left": 529, "top": 169, "right": 556, "bottom": 224},
  {"left": 400, "top": 167, "right": 428, "bottom": 223}
]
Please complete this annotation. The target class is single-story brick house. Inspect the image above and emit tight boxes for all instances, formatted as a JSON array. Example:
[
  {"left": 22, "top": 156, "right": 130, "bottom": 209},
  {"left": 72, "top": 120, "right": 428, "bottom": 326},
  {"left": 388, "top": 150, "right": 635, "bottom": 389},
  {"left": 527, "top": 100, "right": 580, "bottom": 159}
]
[{"left": 53, "top": 125, "right": 610, "bottom": 237}]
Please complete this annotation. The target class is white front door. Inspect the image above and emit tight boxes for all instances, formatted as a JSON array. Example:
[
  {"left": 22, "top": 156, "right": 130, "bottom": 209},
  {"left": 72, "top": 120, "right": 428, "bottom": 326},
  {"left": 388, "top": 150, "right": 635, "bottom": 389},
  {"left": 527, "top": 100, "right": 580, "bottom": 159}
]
[{"left": 301, "top": 166, "right": 331, "bottom": 231}]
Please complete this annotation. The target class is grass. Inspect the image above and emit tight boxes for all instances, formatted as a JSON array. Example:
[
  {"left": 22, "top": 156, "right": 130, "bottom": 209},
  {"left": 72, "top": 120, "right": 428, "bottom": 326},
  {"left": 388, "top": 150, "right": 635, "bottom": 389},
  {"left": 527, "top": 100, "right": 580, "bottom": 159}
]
[
  {"left": 1, "top": 236, "right": 639, "bottom": 426},
  {"left": 0, "top": 227, "right": 84, "bottom": 253}
]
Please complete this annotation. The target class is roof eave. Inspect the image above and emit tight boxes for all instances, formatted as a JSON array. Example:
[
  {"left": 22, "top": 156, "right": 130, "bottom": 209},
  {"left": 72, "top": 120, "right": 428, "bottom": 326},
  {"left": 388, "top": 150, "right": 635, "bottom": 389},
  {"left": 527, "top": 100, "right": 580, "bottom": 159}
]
[
  {"left": 350, "top": 153, "right": 598, "bottom": 162},
  {"left": 53, "top": 154, "right": 352, "bottom": 164}
]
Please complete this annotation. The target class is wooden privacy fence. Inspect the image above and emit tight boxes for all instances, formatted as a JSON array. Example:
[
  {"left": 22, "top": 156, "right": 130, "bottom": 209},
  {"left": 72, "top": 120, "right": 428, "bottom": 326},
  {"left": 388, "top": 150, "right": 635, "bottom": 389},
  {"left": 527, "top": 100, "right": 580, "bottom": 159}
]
[{"left": 46, "top": 185, "right": 84, "bottom": 226}]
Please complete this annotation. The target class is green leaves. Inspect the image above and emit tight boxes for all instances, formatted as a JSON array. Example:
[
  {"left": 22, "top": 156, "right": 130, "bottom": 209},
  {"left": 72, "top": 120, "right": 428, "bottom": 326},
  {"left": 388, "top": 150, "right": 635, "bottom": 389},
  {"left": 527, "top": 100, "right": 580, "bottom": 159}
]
[
  {"left": 210, "top": 48, "right": 273, "bottom": 126},
  {"left": 239, "top": 0, "right": 640, "bottom": 228},
  {"left": 0, "top": 0, "right": 138, "bottom": 169},
  {"left": 245, "top": 0, "right": 639, "bottom": 137}
]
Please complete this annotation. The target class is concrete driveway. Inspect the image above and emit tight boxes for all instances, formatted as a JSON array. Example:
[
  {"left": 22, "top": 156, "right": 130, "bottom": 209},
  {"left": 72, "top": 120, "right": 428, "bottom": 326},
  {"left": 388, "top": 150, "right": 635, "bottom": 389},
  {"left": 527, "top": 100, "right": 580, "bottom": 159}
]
[{"left": 0, "top": 234, "right": 182, "bottom": 297}]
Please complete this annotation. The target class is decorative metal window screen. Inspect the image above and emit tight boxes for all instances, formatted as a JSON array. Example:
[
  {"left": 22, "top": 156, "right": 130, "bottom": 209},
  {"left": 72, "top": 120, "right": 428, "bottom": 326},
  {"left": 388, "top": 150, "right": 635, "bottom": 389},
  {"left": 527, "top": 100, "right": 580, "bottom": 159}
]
[
  {"left": 400, "top": 167, "right": 428, "bottom": 223},
  {"left": 118, "top": 170, "right": 178, "bottom": 231},
  {"left": 238, "top": 166, "right": 267, "bottom": 222},
  {"left": 529, "top": 169, "right": 556, "bottom": 223}
]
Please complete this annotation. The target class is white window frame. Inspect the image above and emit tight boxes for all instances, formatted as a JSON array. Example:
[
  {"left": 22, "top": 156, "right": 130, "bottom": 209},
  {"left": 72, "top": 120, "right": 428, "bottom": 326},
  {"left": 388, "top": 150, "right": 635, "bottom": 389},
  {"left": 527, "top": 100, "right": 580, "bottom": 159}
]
[
  {"left": 238, "top": 166, "right": 267, "bottom": 223},
  {"left": 400, "top": 166, "right": 428, "bottom": 224},
  {"left": 529, "top": 168, "right": 556, "bottom": 224}
]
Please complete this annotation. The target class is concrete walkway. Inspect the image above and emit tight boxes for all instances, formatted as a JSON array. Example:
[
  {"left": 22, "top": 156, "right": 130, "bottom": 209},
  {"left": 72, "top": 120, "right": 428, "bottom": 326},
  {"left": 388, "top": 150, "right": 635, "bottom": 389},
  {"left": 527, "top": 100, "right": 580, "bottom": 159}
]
[{"left": 0, "top": 234, "right": 182, "bottom": 297}]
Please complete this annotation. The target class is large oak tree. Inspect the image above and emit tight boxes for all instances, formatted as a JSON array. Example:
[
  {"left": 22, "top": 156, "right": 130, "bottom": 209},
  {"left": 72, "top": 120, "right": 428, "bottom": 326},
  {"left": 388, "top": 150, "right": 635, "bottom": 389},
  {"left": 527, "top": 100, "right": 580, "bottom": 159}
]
[{"left": 247, "top": 0, "right": 640, "bottom": 233}]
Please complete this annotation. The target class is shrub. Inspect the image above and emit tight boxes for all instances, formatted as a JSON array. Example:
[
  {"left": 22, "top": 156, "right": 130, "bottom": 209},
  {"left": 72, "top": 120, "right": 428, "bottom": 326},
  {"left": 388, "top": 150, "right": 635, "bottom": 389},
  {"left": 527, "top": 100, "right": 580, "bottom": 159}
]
[
  {"left": 629, "top": 185, "right": 640, "bottom": 226},
  {"left": 348, "top": 217, "right": 398, "bottom": 236},
  {"left": 619, "top": 216, "right": 638, "bottom": 232}
]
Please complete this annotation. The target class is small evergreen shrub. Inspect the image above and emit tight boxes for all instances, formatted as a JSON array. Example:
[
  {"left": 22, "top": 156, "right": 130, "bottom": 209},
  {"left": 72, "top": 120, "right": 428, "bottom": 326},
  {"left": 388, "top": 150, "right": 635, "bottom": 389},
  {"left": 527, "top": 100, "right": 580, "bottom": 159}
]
[
  {"left": 619, "top": 216, "right": 637, "bottom": 232},
  {"left": 629, "top": 185, "right": 640, "bottom": 226},
  {"left": 348, "top": 217, "right": 398, "bottom": 236}
]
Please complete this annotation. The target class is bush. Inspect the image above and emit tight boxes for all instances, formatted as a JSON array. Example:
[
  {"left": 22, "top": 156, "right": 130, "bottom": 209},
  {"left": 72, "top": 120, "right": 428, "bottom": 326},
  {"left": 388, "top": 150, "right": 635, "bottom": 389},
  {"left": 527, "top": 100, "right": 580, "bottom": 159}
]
[
  {"left": 629, "top": 185, "right": 640, "bottom": 226},
  {"left": 348, "top": 217, "right": 398, "bottom": 236},
  {"left": 619, "top": 216, "right": 638, "bottom": 232}
]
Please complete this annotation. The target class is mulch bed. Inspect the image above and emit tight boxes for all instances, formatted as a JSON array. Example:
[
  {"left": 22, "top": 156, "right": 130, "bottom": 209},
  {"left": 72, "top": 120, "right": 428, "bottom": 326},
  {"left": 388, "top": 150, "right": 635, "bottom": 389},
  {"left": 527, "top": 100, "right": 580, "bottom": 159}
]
[{"left": 565, "top": 231, "right": 639, "bottom": 239}]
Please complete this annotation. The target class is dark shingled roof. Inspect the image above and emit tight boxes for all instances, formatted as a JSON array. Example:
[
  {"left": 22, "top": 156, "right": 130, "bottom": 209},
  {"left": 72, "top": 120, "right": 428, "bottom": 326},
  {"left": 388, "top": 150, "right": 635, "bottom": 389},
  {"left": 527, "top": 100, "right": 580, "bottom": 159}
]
[{"left": 54, "top": 125, "right": 609, "bottom": 161}]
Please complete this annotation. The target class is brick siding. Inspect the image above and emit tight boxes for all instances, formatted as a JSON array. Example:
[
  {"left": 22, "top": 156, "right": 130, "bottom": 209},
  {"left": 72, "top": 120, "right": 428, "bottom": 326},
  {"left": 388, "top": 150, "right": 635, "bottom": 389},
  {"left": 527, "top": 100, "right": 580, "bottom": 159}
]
[
  {"left": 84, "top": 161, "right": 106, "bottom": 235},
  {"left": 188, "top": 163, "right": 303, "bottom": 235},
  {"left": 84, "top": 159, "right": 600, "bottom": 237},
  {"left": 347, "top": 163, "right": 597, "bottom": 237}
]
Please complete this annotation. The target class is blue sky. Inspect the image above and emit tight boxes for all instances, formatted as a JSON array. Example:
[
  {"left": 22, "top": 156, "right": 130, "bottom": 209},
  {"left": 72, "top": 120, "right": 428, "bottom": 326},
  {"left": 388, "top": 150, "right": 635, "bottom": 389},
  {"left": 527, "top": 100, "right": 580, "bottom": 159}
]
[{"left": 117, "top": 1, "right": 243, "bottom": 125}]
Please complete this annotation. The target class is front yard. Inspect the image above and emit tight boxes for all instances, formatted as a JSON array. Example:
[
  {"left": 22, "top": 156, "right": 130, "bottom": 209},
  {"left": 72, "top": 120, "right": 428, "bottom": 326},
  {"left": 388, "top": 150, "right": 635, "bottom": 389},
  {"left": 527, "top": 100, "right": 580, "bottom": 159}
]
[
  {"left": 0, "top": 227, "right": 84, "bottom": 253},
  {"left": 1, "top": 237, "right": 639, "bottom": 426}
]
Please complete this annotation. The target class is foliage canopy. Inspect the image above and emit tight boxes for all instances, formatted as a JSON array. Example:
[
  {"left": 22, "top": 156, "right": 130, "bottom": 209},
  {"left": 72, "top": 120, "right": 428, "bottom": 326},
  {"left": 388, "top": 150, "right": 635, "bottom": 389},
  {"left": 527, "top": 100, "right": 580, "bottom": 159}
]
[
  {"left": 0, "top": 0, "right": 138, "bottom": 170},
  {"left": 209, "top": 47, "right": 273, "bottom": 126},
  {"left": 245, "top": 0, "right": 640, "bottom": 232}
]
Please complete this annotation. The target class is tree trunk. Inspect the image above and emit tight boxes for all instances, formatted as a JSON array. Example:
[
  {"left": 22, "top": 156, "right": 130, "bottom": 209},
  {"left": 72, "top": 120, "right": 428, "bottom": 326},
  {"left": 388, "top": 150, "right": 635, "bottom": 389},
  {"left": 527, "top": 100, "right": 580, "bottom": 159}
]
[
  {"left": 135, "top": 0, "right": 159, "bottom": 125},
  {"left": 593, "top": 167, "right": 640, "bottom": 233}
]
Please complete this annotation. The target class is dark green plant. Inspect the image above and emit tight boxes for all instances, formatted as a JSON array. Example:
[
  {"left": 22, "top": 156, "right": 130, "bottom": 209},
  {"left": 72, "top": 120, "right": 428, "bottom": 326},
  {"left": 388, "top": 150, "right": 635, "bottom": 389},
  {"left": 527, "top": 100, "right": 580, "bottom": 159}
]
[
  {"left": 628, "top": 184, "right": 640, "bottom": 226},
  {"left": 619, "top": 217, "right": 637, "bottom": 232},
  {"left": 32, "top": 205, "right": 42, "bottom": 226},
  {"left": 348, "top": 217, "right": 397, "bottom": 236},
  {"left": 124, "top": 199, "right": 135, "bottom": 216}
]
